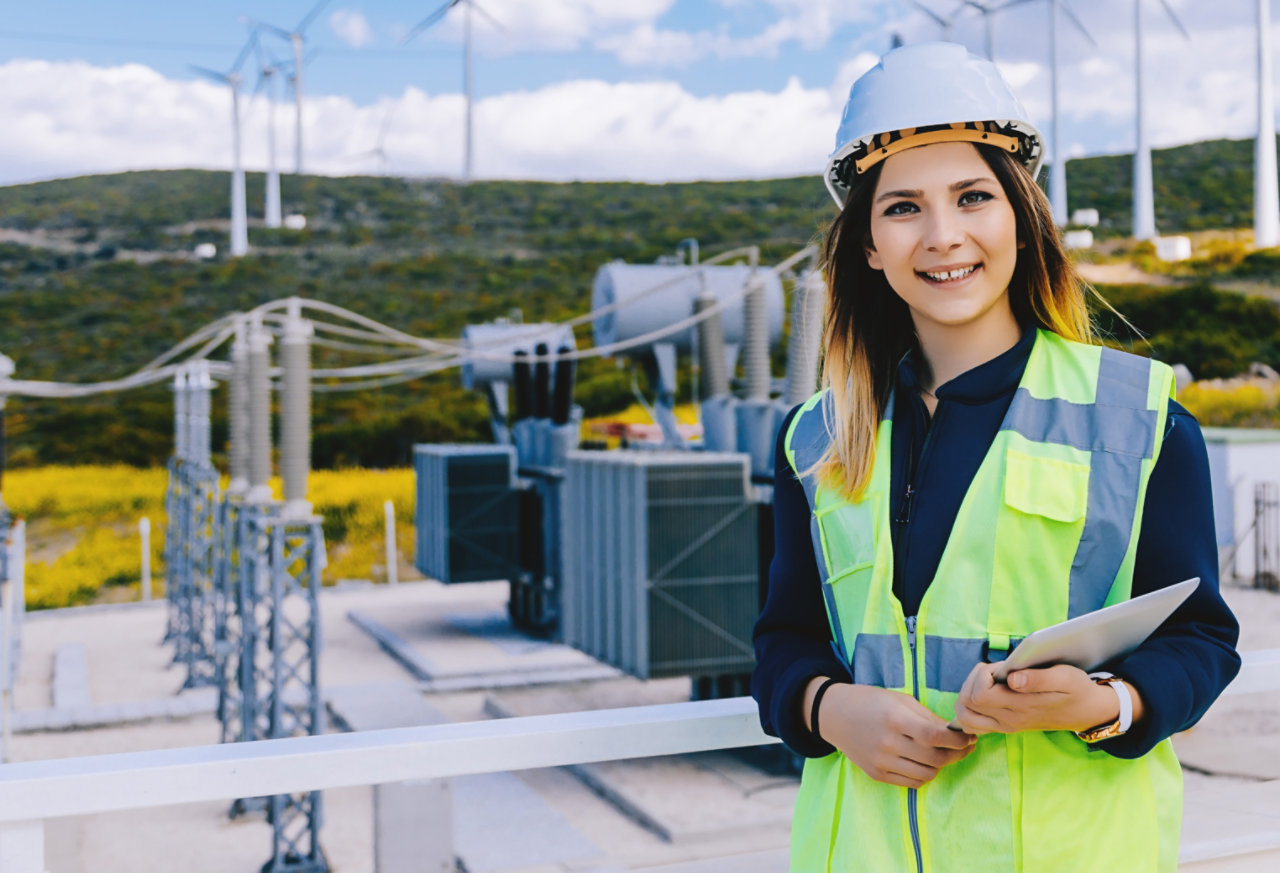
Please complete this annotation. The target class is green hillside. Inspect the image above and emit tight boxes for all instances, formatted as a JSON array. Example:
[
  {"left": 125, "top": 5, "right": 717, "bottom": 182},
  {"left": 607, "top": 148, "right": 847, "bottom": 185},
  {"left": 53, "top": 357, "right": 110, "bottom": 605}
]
[{"left": 2, "top": 136, "right": 1280, "bottom": 468}]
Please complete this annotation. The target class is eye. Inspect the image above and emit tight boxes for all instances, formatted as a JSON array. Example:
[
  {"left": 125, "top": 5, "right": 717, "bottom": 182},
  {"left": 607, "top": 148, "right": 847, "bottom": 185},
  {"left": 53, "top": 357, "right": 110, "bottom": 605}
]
[
  {"left": 958, "top": 189, "right": 994, "bottom": 206},
  {"left": 883, "top": 200, "right": 918, "bottom": 216}
]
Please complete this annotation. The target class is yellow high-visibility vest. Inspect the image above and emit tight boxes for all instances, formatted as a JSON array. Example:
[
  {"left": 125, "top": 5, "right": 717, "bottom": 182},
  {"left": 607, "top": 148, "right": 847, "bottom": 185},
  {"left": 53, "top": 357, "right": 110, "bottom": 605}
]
[{"left": 785, "top": 330, "right": 1181, "bottom": 872}]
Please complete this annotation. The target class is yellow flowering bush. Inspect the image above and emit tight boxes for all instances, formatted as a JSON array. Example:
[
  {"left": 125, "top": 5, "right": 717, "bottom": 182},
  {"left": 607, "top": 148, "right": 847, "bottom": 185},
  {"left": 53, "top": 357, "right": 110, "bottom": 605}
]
[
  {"left": 6, "top": 465, "right": 421, "bottom": 609},
  {"left": 1178, "top": 382, "right": 1280, "bottom": 428}
]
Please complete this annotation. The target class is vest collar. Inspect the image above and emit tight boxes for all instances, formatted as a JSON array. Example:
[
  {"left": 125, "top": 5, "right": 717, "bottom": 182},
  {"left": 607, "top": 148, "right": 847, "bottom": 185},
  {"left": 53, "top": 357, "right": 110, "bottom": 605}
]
[{"left": 897, "top": 323, "right": 1037, "bottom": 406}]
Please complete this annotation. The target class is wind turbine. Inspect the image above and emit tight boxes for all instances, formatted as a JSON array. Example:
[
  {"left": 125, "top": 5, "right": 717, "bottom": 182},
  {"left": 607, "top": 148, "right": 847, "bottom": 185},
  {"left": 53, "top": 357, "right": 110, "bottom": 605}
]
[
  {"left": 402, "top": 0, "right": 506, "bottom": 184},
  {"left": 192, "top": 33, "right": 258, "bottom": 258},
  {"left": 252, "top": 0, "right": 331, "bottom": 175},
  {"left": 908, "top": 1, "right": 965, "bottom": 40},
  {"left": 1132, "top": 0, "right": 1191, "bottom": 241},
  {"left": 251, "top": 37, "right": 284, "bottom": 228},
  {"left": 1257, "top": 0, "right": 1279, "bottom": 247},
  {"left": 1023, "top": 0, "right": 1096, "bottom": 227},
  {"left": 961, "top": 0, "right": 1032, "bottom": 61}
]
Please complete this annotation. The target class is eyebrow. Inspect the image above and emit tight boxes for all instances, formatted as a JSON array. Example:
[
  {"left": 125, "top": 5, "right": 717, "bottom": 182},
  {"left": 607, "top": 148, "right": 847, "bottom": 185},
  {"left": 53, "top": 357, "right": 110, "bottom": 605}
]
[{"left": 874, "top": 177, "right": 997, "bottom": 204}]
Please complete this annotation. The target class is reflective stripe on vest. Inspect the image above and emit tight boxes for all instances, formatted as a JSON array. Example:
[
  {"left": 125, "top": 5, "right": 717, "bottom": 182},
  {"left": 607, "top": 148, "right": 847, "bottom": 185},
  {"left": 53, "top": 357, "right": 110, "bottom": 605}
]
[{"left": 783, "top": 331, "right": 1182, "bottom": 872}]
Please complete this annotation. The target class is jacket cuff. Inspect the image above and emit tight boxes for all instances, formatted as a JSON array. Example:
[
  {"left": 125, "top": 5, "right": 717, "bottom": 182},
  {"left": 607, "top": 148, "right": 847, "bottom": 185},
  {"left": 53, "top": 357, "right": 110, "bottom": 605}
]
[{"left": 771, "top": 658, "right": 844, "bottom": 758}]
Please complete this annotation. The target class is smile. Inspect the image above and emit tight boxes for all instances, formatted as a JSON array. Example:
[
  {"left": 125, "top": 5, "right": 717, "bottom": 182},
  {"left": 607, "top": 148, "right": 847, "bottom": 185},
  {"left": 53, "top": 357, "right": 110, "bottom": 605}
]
[{"left": 920, "top": 265, "right": 979, "bottom": 282}]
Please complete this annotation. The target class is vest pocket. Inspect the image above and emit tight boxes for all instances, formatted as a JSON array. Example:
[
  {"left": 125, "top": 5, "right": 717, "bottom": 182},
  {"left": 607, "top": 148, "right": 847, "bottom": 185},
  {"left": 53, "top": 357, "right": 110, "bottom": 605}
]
[
  {"left": 1002, "top": 450, "right": 1089, "bottom": 523},
  {"left": 995, "top": 450, "right": 1090, "bottom": 618}
]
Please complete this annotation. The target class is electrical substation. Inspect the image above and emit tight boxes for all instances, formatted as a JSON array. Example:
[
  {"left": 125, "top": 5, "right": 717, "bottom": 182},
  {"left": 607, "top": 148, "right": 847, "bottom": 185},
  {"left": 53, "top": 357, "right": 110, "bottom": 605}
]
[{"left": 0, "top": 239, "right": 824, "bottom": 872}]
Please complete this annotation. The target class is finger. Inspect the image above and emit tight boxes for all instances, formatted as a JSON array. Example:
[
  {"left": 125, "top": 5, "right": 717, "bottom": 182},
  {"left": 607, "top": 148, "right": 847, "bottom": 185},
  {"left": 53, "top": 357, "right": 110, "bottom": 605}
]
[
  {"left": 1007, "top": 664, "right": 1083, "bottom": 694},
  {"left": 950, "top": 701, "right": 1006, "bottom": 735},
  {"left": 957, "top": 661, "right": 994, "bottom": 709},
  {"left": 918, "top": 722, "right": 977, "bottom": 750},
  {"left": 883, "top": 756, "right": 942, "bottom": 786}
]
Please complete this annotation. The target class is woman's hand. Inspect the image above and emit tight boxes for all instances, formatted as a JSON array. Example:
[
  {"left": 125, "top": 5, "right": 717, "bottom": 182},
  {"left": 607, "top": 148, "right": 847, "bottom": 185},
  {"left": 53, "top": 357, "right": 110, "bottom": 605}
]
[
  {"left": 807, "top": 678, "right": 977, "bottom": 789},
  {"left": 951, "top": 663, "right": 1145, "bottom": 735}
]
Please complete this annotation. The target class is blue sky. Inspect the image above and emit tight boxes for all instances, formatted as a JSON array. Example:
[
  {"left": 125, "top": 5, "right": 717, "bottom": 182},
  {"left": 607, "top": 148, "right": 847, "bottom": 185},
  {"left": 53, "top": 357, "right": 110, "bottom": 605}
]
[{"left": 0, "top": 1, "right": 1271, "bottom": 185}]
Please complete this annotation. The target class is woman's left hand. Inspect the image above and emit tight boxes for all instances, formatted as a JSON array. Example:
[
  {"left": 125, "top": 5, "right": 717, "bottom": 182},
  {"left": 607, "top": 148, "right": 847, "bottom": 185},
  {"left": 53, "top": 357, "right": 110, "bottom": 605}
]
[{"left": 950, "top": 663, "right": 1141, "bottom": 734}]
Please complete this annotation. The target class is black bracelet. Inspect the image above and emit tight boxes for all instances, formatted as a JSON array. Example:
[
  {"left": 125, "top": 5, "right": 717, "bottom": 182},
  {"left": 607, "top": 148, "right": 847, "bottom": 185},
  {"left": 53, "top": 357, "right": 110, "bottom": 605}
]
[{"left": 810, "top": 677, "right": 841, "bottom": 741}]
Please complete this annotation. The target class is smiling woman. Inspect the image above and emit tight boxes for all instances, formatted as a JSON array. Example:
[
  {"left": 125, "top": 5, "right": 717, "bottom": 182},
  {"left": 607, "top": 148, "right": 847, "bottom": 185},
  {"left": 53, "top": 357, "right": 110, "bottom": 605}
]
[{"left": 751, "top": 41, "right": 1241, "bottom": 873}]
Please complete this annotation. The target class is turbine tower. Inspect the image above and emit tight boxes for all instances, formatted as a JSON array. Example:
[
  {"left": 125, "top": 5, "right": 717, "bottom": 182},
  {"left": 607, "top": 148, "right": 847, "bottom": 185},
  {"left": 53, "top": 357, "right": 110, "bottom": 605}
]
[
  {"left": 1257, "top": 0, "right": 1279, "bottom": 248},
  {"left": 403, "top": 0, "right": 506, "bottom": 184},
  {"left": 1037, "top": 0, "right": 1096, "bottom": 227},
  {"left": 1132, "top": 0, "right": 1191, "bottom": 241},
  {"left": 254, "top": 0, "right": 331, "bottom": 175},
  {"left": 192, "top": 34, "right": 258, "bottom": 258},
  {"left": 252, "top": 37, "right": 284, "bottom": 228}
]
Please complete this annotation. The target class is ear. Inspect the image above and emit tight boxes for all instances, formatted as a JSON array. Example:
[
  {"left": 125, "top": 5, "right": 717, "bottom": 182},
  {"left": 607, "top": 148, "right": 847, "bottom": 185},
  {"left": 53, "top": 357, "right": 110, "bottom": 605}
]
[{"left": 865, "top": 236, "right": 883, "bottom": 271}]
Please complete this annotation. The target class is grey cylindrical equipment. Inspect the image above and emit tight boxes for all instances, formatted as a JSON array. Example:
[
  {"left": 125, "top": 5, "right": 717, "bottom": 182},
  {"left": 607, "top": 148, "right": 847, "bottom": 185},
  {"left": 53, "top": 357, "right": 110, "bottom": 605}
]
[
  {"left": 228, "top": 321, "right": 250, "bottom": 494},
  {"left": 591, "top": 262, "right": 785, "bottom": 354},
  {"left": 460, "top": 323, "right": 575, "bottom": 391},
  {"left": 694, "top": 293, "right": 729, "bottom": 398},
  {"left": 280, "top": 300, "right": 313, "bottom": 518},
  {"left": 246, "top": 317, "right": 274, "bottom": 504},
  {"left": 743, "top": 259, "right": 770, "bottom": 400},
  {"left": 785, "top": 269, "right": 827, "bottom": 406},
  {"left": 173, "top": 368, "right": 190, "bottom": 462}
]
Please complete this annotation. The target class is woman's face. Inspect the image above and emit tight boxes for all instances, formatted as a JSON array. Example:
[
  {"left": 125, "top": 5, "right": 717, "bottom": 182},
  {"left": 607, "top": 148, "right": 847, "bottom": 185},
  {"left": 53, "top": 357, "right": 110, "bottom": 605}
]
[{"left": 865, "top": 141, "right": 1019, "bottom": 339}]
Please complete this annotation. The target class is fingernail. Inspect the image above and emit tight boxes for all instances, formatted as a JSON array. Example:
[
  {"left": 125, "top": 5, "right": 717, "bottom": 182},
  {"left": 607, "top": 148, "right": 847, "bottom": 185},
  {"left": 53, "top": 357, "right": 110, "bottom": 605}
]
[{"left": 1009, "top": 673, "right": 1024, "bottom": 690}]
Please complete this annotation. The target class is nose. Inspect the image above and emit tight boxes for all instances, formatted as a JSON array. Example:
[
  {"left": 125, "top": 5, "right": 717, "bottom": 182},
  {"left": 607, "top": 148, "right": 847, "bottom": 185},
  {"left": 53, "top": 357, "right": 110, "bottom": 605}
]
[{"left": 923, "top": 208, "right": 965, "bottom": 253}]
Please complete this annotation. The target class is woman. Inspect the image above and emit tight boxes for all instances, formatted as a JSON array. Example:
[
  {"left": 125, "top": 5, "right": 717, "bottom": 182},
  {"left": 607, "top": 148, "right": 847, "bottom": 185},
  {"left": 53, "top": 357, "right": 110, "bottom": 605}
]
[{"left": 752, "top": 42, "right": 1240, "bottom": 872}]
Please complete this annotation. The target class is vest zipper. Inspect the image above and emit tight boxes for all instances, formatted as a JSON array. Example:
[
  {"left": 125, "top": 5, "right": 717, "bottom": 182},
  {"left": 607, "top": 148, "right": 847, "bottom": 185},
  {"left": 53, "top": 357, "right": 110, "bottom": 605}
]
[{"left": 906, "top": 615, "right": 924, "bottom": 873}]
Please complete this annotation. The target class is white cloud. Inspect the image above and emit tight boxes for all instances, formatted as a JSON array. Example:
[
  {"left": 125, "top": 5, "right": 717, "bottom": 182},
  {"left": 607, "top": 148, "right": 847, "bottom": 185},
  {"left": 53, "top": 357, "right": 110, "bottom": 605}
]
[
  {"left": 0, "top": 59, "right": 842, "bottom": 186},
  {"left": 329, "top": 10, "right": 375, "bottom": 49},
  {"left": 406, "top": 0, "right": 678, "bottom": 53}
]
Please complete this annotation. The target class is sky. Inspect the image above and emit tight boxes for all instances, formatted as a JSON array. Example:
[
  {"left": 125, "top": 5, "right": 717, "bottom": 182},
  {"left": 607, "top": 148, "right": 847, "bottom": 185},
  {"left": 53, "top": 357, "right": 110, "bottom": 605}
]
[{"left": 0, "top": 0, "right": 1275, "bottom": 186}]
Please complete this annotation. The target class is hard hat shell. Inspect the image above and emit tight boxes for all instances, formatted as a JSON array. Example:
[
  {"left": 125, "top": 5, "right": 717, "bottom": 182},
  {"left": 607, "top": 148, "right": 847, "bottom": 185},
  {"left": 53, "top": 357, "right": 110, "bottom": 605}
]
[{"left": 825, "top": 41, "right": 1043, "bottom": 207}]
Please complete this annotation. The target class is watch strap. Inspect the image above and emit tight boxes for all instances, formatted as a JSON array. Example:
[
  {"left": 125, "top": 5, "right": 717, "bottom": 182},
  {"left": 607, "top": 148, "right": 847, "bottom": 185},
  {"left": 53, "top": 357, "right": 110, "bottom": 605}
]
[{"left": 1076, "top": 672, "right": 1132, "bottom": 743}]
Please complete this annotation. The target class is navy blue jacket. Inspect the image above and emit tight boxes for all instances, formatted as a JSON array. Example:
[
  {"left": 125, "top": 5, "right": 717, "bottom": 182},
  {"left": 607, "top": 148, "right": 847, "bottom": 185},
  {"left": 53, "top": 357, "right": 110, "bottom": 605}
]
[{"left": 752, "top": 328, "right": 1241, "bottom": 759}]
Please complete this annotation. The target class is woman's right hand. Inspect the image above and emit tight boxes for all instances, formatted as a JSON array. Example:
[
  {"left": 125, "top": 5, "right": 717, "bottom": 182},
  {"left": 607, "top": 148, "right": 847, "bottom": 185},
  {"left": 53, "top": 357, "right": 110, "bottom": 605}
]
[{"left": 806, "top": 678, "right": 977, "bottom": 789}]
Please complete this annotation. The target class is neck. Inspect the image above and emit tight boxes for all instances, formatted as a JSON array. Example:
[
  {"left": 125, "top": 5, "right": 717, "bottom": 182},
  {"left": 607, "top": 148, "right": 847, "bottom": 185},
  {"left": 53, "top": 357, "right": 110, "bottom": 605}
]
[{"left": 913, "top": 310, "right": 1022, "bottom": 393}]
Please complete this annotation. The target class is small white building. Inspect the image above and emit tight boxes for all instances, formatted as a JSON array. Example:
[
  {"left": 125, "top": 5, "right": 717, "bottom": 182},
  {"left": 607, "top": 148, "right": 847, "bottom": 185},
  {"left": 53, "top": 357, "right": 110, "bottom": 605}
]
[
  {"left": 1202, "top": 427, "right": 1280, "bottom": 582},
  {"left": 1071, "top": 208, "right": 1100, "bottom": 227},
  {"left": 1064, "top": 229, "right": 1094, "bottom": 250},
  {"left": 1155, "top": 235, "right": 1192, "bottom": 262}
]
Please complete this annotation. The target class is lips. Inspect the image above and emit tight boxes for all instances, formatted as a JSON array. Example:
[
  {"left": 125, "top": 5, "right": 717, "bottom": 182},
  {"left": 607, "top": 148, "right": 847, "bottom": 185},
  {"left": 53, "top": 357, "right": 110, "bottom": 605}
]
[{"left": 919, "top": 264, "right": 980, "bottom": 283}]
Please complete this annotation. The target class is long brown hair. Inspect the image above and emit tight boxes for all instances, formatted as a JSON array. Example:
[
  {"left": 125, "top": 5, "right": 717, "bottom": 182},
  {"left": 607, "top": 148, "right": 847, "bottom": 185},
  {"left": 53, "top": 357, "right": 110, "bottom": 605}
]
[{"left": 813, "top": 143, "right": 1094, "bottom": 499}]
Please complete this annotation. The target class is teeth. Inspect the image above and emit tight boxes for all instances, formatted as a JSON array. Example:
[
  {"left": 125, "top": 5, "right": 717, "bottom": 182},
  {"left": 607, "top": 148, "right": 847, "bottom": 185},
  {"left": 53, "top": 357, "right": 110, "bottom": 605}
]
[{"left": 924, "top": 266, "right": 977, "bottom": 281}]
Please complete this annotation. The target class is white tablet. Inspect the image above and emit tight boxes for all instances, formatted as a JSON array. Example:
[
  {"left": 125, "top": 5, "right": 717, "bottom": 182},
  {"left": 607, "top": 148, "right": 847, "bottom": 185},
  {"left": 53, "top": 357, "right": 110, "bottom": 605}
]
[{"left": 990, "top": 577, "right": 1200, "bottom": 682}]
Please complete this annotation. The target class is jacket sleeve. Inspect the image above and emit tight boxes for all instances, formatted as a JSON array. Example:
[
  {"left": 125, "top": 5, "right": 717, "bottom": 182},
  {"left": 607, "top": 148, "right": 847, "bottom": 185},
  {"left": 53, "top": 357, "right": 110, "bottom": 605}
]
[
  {"left": 751, "top": 405, "right": 848, "bottom": 758},
  {"left": 1096, "top": 400, "right": 1241, "bottom": 758}
]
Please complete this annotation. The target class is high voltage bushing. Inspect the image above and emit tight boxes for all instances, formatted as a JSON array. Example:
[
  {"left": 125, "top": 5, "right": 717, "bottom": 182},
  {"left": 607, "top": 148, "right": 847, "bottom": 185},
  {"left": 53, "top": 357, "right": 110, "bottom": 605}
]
[
  {"left": 742, "top": 250, "right": 771, "bottom": 402},
  {"left": 695, "top": 292, "right": 737, "bottom": 454},
  {"left": 281, "top": 301, "right": 313, "bottom": 520},
  {"left": 228, "top": 320, "right": 250, "bottom": 494},
  {"left": 247, "top": 317, "right": 274, "bottom": 504},
  {"left": 191, "top": 360, "right": 214, "bottom": 467},
  {"left": 785, "top": 269, "right": 827, "bottom": 406},
  {"left": 173, "top": 368, "right": 190, "bottom": 462}
]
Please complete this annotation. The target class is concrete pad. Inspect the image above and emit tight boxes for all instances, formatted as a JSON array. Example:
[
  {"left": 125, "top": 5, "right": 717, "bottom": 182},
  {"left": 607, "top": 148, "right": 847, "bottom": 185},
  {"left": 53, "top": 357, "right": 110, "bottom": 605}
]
[
  {"left": 52, "top": 643, "right": 90, "bottom": 709},
  {"left": 453, "top": 772, "right": 604, "bottom": 872},
  {"left": 486, "top": 681, "right": 795, "bottom": 846},
  {"left": 1181, "top": 779, "right": 1280, "bottom": 870}
]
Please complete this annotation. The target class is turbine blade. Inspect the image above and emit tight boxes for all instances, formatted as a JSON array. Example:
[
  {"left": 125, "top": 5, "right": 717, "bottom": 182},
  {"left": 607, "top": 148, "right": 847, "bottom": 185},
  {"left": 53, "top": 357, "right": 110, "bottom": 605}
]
[
  {"left": 908, "top": 0, "right": 948, "bottom": 27},
  {"left": 1060, "top": 3, "right": 1098, "bottom": 48},
  {"left": 191, "top": 64, "right": 231, "bottom": 85},
  {"left": 231, "top": 29, "right": 260, "bottom": 73},
  {"left": 255, "top": 21, "right": 295, "bottom": 42},
  {"left": 962, "top": 1, "right": 992, "bottom": 12},
  {"left": 995, "top": 0, "right": 1036, "bottom": 10},
  {"left": 297, "top": 0, "right": 333, "bottom": 35},
  {"left": 401, "top": 0, "right": 462, "bottom": 45},
  {"left": 1156, "top": 0, "right": 1192, "bottom": 41},
  {"left": 469, "top": 0, "right": 508, "bottom": 33}
]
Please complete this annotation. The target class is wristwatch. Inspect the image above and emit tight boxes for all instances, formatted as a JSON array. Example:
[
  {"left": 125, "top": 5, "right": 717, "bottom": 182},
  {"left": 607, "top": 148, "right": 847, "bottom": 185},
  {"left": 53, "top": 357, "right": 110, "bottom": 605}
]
[{"left": 1075, "top": 672, "right": 1133, "bottom": 743}]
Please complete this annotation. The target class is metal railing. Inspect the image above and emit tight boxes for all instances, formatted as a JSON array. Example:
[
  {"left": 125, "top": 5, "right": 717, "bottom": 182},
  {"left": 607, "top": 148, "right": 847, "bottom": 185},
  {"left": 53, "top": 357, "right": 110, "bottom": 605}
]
[{"left": 0, "top": 650, "right": 1276, "bottom": 872}]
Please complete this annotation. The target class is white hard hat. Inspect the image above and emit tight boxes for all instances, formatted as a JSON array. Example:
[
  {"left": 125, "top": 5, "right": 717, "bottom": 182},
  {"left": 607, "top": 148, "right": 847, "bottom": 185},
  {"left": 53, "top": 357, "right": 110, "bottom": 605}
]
[{"left": 825, "top": 41, "right": 1043, "bottom": 207}]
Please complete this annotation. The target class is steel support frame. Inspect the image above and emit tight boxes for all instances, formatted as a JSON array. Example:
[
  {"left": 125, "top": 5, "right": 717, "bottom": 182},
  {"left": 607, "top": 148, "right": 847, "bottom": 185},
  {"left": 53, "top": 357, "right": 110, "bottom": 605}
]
[
  {"left": 225, "top": 503, "right": 327, "bottom": 872},
  {"left": 167, "top": 458, "right": 220, "bottom": 689}
]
